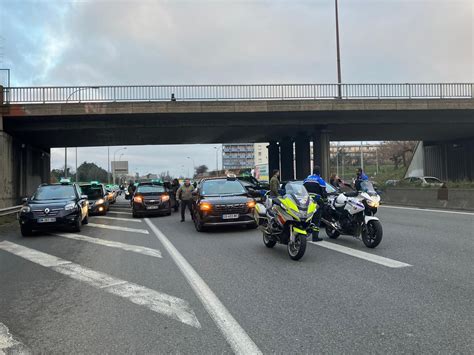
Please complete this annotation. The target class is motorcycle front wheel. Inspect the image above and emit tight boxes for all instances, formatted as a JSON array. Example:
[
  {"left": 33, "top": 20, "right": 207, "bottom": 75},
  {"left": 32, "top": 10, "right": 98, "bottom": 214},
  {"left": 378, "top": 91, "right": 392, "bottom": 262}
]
[
  {"left": 287, "top": 233, "right": 307, "bottom": 261},
  {"left": 263, "top": 232, "right": 276, "bottom": 248},
  {"left": 362, "top": 220, "right": 383, "bottom": 248}
]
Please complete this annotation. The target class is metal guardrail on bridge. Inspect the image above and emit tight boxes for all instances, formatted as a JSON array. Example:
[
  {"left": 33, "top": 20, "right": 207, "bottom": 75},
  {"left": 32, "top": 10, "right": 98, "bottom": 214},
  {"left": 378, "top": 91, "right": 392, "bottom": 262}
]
[
  {"left": 2, "top": 83, "right": 473, "bottom": 104},
  {"left": 0, "top": 205, "right": 22, "bottom": 217}
]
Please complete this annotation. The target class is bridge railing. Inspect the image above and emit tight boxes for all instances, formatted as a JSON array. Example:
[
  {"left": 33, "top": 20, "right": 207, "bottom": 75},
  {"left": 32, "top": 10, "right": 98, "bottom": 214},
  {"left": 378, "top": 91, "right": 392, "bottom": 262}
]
[{"left": 2, "top": 83, "right": 473, "bottom": 104}]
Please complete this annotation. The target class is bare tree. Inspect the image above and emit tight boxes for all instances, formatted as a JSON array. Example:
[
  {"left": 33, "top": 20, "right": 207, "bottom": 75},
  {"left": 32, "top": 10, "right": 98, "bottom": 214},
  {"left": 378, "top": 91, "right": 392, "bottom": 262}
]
[{"left": 379, "top": 141, "right": 417, "bottom": 169}]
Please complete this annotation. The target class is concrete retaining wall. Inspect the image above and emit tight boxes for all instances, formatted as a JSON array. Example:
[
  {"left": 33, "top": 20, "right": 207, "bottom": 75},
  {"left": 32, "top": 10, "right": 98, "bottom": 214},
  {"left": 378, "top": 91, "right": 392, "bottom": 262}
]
[{"left": 381, "top": 187, "right": 474, "bottom": 211}]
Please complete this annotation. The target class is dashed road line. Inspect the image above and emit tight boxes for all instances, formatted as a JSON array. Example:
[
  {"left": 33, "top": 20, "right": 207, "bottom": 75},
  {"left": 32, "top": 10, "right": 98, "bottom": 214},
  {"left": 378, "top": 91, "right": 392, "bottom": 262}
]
[
  {"left": 93, "top": 216, "right": 142, "bottom": 223},
  {"left": 0, "top": 241, "right": 200, "bottom": 328},
  {"left": 309, "top": 240, "right": 412, "bottom": 268},
  {"left": 381, "top": 204, "right": 474, "bottom": 216},
  {"left": 0, "top": 322, "right": 30, "bottom": 355},
  {"left": 145, "top": 218, "right": 262, "bottom": 355},
  {"left": 87, "top": 223, "right": 149, "bottom": 234},
  {"left": 53, "top": 233, "right": 162, "bottom": 258}
]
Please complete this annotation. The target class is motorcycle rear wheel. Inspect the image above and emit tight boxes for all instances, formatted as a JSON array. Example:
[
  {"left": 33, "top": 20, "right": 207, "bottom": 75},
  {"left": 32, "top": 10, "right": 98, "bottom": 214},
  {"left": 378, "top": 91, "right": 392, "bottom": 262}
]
[
  {"left": 287, "top": 233, "right": 307, "bottom": 261},
  {"left": 362, "top": 220, "right": 383, "bottom": 248},
  {"left": 263, "top": 233, "right": 276, "bottom": 248},
  {"left": 325, "top": 224, "right": 340, "bottom": 239}
]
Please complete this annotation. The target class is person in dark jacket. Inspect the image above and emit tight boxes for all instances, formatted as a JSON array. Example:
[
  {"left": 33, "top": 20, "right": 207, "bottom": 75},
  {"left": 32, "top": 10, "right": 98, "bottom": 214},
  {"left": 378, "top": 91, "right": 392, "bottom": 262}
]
[
  {"left": 355, "top": 168, "right": 369, "bottom": 191},
  {"left": 269, "top": 169, "right": 280, "bottom": 198},
  {"left": 170, "top": 179, "right": 180, "bottom": 212},
  {"left": 176, "top": 179, "right": 194, "bottom": 222},
  {"left": 303, "top": 166, "right": 327, "bottom": 242}
]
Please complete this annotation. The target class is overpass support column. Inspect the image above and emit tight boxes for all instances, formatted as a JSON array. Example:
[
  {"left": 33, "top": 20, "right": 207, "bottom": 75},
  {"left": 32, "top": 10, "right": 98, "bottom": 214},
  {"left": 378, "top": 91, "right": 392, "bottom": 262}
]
[
  {"left": 295, "top": 134, "right": 310, "bottom": 180},
  {"left": 280, "top": 137, "right": 294, "bottom": 181},
  {"left": 267, "top": 141, "right": 280, "bottom": 178},
  {"left": 313, "top": 131, "right": 330, "bottom": 180}
]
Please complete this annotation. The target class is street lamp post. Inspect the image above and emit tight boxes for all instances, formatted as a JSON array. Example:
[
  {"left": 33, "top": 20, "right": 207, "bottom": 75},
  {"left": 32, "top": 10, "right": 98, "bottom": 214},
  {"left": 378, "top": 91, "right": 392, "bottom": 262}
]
[
  {"left": 335, "top": 0, "right": 342, "bottom": 99},
  {"left": 65, "top": 87, "right": 99, "bottom": 181},
  {"left": 187, "top": 156, "right": 195, "bottom": 177},
  {"left": 113, "top": 147, "right": 127, "bottom": 184}
]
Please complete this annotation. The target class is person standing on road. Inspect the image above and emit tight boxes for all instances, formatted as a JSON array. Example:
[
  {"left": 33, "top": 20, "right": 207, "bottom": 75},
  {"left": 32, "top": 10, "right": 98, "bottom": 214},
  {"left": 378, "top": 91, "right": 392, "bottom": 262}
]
[
  {"left": 269, "top": 169, "right": 280, "bottom": 198},
  {"left": 303, "top": 166, "right": 327, "bottom": 242},
  {"left": 176, "top": 179, "right": 194, "bottom": 222}
]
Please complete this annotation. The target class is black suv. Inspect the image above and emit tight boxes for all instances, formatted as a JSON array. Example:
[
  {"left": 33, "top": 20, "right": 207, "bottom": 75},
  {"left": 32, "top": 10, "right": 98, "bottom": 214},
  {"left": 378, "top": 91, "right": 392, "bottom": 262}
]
[
  {"left": 192, "top": 176, "right": 258, "bottom": 232},
  {"left": 132, "top": 181, "right": 172, "bottom": 218},
  {"left": 19, "top": 181, "right": 89, "bottom": 236},
  {"left": 80, "top": 182, "right": 109, "bottom": 215}
]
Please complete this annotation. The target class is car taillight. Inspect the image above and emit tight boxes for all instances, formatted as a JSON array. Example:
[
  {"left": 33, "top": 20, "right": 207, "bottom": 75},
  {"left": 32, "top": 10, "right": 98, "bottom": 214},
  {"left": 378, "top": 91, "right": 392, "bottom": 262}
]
[{"left": 199, "top": 202, "right": 212, "bottom": 211}]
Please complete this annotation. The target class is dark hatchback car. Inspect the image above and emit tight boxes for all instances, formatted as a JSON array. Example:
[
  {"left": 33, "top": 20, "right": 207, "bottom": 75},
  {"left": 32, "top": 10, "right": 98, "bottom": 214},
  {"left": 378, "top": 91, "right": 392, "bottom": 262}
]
[
  {"left": 19, "top": 182, "right": 89, "bottom": 236},
  {"left": 192, "top": 176, "right": 258, "bottom": 232},
  {"left": 80, "top": 182, "right": 109, "bottom": 215},
  {"left": 132, "top": 182, "right": 172, "bottom": 218}
]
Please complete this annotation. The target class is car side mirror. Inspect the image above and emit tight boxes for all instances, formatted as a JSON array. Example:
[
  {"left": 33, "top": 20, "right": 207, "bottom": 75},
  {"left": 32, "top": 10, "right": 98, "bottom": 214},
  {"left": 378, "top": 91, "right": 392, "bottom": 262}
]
[
  {"left": 81, "top": 195, "right": 88, "bottom": 199},
  {"left": 22, "top": 197, "right": 28, "bottom": 204}
]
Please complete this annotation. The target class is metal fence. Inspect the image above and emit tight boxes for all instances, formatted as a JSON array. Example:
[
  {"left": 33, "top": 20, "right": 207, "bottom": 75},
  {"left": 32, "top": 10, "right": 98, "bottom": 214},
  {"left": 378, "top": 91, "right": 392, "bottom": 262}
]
[
  {"left": 0, "top": 205, "right": 21, "bottom": 217},
  {"left": 2, "top": 83, "right": 473, "bottom": 104}
]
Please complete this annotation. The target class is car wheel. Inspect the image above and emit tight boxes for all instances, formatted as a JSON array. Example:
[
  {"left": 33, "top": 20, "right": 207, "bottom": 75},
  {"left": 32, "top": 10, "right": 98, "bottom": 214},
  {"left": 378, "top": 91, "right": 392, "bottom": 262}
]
[
  {"left": 132, "top": 211, "right": 139, "bottom": 218},
  {"left": 72, "top": 217, "right": 81, "bottom": 233},
  {"left": 194, "top": 216, "right": 205, "bottom": 232},
  {"left": 20, "top": 225, "right": 33, "bottom": 237}
]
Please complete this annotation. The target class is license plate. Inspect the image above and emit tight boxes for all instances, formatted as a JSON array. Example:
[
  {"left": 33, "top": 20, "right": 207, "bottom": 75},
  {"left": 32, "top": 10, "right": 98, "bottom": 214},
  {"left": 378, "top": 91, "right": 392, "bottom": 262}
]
[
  {"left": 222, "top": 214, "right": 239, "bottom": 220},
  {"left": 146, "top": 205, "right": 159, "bottom": 210},
  {"left": 38, "top": 217, "right": 56, "bottom": 223}
]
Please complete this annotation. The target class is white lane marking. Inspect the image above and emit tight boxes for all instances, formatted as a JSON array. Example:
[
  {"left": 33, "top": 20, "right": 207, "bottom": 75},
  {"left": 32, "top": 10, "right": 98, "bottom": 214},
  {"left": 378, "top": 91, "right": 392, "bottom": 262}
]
[
  {"left": 53, "top": 233, "right": 162, "bottom": 258},
  {"left": 87, "top": 223, "right": 149, "bottom": 234},
  {"left": 106, "top": 211, "right": 131, "bottom": 215},
  {"left": 0, "top": 241, "right": 200, "bottom": 328},
  {"left": 0, "top": 322, "right": 30, "bottom": 355},
  {"left": 93, "top": 216, "right": 142, "bottom": 223},
  {"left": 145, "top": 218, "right": 262, "bottom": 355},
  {"left": 309, "top": 241, "right": 412, "bottom": 268},
  {"left": 381, "top": 205, "right": 474, "bottom": 216}
]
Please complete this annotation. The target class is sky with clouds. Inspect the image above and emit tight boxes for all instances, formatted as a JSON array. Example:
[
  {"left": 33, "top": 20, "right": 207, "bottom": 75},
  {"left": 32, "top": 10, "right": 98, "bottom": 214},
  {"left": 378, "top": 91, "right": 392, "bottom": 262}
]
[{"left": 1, "top": 0, "right": 473, "bottom": 176}]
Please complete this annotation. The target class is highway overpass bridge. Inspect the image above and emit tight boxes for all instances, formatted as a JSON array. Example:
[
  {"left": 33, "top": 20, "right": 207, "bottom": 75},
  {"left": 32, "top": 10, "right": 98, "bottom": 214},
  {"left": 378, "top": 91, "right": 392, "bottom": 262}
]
[{"left": 1, "top": 83, "right": 473, "bottom": 207}]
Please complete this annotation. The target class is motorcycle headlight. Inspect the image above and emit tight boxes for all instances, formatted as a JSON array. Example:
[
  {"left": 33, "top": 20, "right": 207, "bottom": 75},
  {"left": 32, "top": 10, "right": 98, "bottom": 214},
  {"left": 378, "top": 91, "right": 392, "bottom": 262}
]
[
  {"left": 65, "top": 202, "right": 77, "bottom": 211},
  {"left": 367, "top": 198, "right": 380, "bottom": 208},
  {"left": 21, "top": 206, "right": 31, "bottom": 213}
]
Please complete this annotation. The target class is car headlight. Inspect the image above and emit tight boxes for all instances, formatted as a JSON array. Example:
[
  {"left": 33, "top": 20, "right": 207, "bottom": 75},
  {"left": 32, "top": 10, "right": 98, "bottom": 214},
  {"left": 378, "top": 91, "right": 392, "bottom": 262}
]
[
  {"left": 161, "top": 195, "right": 170, "bottom": 202},
  {"left": 21, "top": 206, "right": 31, "bottom": 213},
  {"left": 96, "top": 198, "right": 105, "bottom": 205},
  {"left": 65, "top": 202, "right": 77, "bottom": 211}
]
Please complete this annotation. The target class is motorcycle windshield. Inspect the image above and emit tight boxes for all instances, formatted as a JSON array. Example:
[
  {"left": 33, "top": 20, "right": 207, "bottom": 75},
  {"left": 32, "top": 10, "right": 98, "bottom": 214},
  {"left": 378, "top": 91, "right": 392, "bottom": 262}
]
[
  {"left": 359, "top": 181, "right": 377, "bottom": 195},
  {"left": 284, "top": 182, "right": 310, "bottom": 207}
]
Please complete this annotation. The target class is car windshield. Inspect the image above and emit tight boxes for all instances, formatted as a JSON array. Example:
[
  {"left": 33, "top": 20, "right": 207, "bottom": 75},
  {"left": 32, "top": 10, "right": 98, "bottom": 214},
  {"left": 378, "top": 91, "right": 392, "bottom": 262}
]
[
  {"left": 32, "top": 185, "right": 76, "bottom": 200},
  {"left": 201, "top": 180, "right": 246, "bottom": 195},
  {"left": 359, "top": 180, "right": 376, "bottom": 194},
  {"left": 81, "top": 185, "right": 104, "bottom": 199},
  {"left": 424, "top": 177, "right": 442, "bottom": 183},
  {"left": 137, "top": 185, "right": 166, "bottom": 193}
]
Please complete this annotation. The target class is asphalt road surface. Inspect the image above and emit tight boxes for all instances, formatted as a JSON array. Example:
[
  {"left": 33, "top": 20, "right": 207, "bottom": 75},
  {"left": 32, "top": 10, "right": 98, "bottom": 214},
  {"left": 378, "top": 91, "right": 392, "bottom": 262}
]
[{"left": 1, "top": 197, "right": 473, "bottom": 354}]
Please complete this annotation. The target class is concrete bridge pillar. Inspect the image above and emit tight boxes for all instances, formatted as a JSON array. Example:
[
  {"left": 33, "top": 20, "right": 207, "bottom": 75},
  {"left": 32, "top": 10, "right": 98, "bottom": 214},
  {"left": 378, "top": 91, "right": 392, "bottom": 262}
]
[
  {"left": 313, "top": 130, "right": 330, "bottom": 180},
  {"left": 0, "top": 111, "right": 50, "bottom": 208},
  {"left": 295, "top": 134, "right": 310, "bottom": 180},
  {"left": 280, "top": 137, "right": 294, "bottom": 181},
  {"left": 267, "top": 141, "right": 280, "bottom": 178}
]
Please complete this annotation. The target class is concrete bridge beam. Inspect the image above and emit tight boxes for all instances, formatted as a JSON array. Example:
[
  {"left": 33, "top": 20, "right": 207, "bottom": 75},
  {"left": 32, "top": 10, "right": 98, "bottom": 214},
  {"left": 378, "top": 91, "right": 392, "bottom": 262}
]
[
  {"left": 295, "top": 134, "right": 311, "bottom": 180},
  {"left": 280, "top": 137, "right": 294, "bottom": 181}
]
